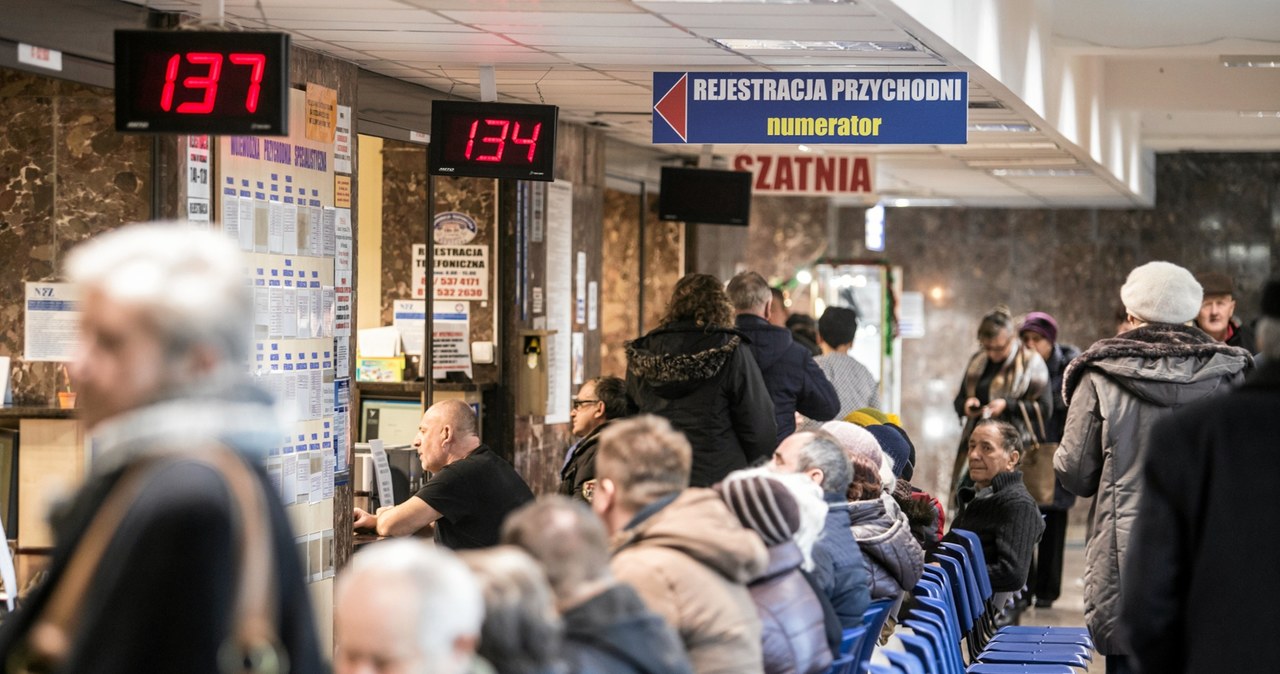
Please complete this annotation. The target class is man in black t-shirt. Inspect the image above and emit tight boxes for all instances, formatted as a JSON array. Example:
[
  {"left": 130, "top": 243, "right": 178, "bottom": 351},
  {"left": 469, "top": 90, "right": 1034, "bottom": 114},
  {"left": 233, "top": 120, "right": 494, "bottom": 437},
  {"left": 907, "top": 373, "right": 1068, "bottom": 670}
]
[{"left": 353, "top": 399, "right": 533, "bottom": 549}]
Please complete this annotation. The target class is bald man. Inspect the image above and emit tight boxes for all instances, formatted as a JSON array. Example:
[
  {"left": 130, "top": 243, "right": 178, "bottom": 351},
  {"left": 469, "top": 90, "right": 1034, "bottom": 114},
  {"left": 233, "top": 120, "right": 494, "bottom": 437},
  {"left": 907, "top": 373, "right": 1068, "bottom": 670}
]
[{"left": 354, "top": 400, "right": 534, "bottom": 549}]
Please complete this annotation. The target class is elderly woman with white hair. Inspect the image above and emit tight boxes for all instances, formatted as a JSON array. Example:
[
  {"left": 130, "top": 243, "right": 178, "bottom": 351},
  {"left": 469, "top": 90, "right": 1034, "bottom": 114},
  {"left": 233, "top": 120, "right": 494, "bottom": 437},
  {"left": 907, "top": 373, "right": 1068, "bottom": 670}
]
[{"left": 0, "top": 223, "right": 324, "bottom": 673}]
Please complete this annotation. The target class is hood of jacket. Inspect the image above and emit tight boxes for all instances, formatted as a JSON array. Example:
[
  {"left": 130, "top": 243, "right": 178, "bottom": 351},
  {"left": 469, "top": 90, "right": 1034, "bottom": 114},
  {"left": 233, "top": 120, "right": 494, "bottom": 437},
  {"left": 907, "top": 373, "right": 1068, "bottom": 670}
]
[
  {"left": 611, "top": 488, "right": 768, "bottom": 584},
  {"left": 733, "top": 314, "right": 793, "bottom": 370},
  {"left": 847, "top": 496, "right": 924, "bottom": 591},
  {"left": 625, "top": 322, "right": 745, "bottom": 399},
  {"left": 1063, "top": 323, "right": 1251, "bottom": 407},
  {"left": 562, "top": 584, "right": 692, "bottom": 674},
  {"left": 752, "top": 541, "right": 804, "bottom": 585}
]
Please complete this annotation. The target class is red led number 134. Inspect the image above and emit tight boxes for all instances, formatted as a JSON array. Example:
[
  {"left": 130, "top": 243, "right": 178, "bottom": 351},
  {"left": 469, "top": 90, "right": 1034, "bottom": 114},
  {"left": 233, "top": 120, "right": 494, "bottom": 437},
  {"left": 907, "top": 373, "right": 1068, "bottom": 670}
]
[
  {"left": 465, "top": 119, "right": 542, "bottom": 163},
  {"left": 160, "top": 52, "right": 267, "bottom": 114}
]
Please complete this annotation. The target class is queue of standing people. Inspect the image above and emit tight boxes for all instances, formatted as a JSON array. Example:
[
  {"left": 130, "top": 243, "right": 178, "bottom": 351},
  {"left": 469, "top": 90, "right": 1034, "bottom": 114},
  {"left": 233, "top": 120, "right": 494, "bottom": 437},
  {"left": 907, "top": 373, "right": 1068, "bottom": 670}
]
[{"left": 6, "top": 218, "right": 1275, "bottom": 674}]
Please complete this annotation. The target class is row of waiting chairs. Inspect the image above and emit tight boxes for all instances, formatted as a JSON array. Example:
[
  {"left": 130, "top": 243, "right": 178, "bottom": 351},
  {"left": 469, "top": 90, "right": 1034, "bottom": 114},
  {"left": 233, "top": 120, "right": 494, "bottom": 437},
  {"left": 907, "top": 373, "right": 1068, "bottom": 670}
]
[{"left": 825, "top": 529, "right": 1095, "bottom": 674}]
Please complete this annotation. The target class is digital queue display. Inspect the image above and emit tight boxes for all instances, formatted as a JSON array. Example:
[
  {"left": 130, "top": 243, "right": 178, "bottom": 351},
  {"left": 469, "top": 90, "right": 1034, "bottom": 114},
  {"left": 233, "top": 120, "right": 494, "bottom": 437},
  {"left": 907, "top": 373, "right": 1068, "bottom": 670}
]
[
  {"left": 428, "top": 100, "right": 558, "bottom": 181},
  {"left": 114, "top": 30, "right": 290, "bottom": 135}
]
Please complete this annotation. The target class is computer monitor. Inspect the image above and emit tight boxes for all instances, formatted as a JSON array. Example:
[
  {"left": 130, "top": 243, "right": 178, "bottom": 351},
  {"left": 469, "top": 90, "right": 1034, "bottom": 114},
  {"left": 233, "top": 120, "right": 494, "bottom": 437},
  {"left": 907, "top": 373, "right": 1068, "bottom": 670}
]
[{"left": 359, "top": 398, "right": 423, "bottom": 446}]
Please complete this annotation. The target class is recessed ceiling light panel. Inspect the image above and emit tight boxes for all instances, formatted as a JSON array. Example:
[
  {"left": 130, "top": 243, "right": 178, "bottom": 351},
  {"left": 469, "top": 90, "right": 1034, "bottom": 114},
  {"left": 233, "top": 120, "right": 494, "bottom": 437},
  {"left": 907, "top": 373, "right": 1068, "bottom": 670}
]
[
  {"left": 713, "top": 39, "right": 918, "bottom": 52},
  {"left": 1221, "top": 55, "right": 1280, "bottom": 68}
]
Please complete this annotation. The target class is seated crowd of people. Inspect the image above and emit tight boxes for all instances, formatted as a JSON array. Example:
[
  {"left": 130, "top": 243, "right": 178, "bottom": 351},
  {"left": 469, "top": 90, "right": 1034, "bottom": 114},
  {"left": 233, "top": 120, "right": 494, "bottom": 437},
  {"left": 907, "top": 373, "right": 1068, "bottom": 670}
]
[{"left": 341, "top": 269, "right": 1047, "bottom": 674}]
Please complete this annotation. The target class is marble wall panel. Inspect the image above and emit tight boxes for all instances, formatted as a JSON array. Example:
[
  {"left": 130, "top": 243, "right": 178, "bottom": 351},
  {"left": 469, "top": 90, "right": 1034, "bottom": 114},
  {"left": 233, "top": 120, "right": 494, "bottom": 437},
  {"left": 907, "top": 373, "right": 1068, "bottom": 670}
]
[
  {"left": 0, "top": 68, "right": 151, "bottom": 406},
  {"left": 376, "top": 139, "right": 499, "bottom": 385},
  {"left": 378, "top": 141, "right": 428, "bottom": 326},
  {"left": 643, "top": 194, "right": 684, "bottom": 333},
  {"left": 860, "top": 153, "right": 1280, "bottom": 499},
  {"left": 504, "top": 122, "right": 608, "bottom": 494},
  {"left": 601, "top": 188, "right": 642, "bottom": 378},
  {"left": 601, "top": 189, "right": 687, "bottom": 378}
]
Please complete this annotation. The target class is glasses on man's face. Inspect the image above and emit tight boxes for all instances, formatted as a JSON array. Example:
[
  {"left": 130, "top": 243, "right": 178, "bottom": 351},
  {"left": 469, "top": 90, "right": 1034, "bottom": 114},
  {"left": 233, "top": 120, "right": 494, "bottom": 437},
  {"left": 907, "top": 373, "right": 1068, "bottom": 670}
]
[{"left": 571, "top": 398, "right": 600, "bottom": 409}]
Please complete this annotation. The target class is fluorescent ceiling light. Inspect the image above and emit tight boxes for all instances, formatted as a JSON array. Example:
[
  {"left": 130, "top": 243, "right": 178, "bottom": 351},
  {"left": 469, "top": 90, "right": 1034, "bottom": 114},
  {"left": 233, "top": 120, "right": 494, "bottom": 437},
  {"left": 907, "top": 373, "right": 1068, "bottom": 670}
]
[
  {"left": 948, "top": 141, "right": 1059, "bottom": 150},
  {"left": 965, "top": 157, "right": 1079, "bottom": 168},
  {"left": 1239, "top": 110, "right": 1280, "bottom": 117},
  {"left": 658, "top": 0, "right": 850, "bottom": 3},
  {"left": 713, "top": 39, "right": 918, "bottom": 52},
  {"left": 1221, "top": 55, "right": 1280, "bottom": 68},
  {"left": 989, "top": 168, "right": 1092, "bottom": 177},
  {"left": 968, "top": 123, "right": 1037, "bottom": 133}
]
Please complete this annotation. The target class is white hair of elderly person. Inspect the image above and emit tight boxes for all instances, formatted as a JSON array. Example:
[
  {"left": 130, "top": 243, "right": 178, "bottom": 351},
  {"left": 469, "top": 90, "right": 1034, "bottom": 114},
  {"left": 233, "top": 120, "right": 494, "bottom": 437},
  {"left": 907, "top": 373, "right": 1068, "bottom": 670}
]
[
  {"left": 722, "top": 466, "right": 830, "bottom": 571},
  {"left": 336, "top": 539, "right": 487, "bottom": 674},
  {"left": 65, "top": 222, "right": 284, "bottom": 465}
]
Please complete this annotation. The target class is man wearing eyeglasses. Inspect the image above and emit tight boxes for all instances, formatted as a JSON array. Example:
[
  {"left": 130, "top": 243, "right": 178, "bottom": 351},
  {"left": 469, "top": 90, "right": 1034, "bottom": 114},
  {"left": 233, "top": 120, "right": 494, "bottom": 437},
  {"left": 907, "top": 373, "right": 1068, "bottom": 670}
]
[{"left": 560, "top": 375, "right": 628, "bottom": 502}]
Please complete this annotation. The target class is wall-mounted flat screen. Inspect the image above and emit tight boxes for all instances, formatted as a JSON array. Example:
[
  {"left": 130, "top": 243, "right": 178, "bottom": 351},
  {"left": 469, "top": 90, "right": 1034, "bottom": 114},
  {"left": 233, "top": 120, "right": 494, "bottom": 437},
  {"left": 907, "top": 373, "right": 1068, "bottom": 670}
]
[{"left": 658, "top": 166, "right": 752, "bottom": 226}]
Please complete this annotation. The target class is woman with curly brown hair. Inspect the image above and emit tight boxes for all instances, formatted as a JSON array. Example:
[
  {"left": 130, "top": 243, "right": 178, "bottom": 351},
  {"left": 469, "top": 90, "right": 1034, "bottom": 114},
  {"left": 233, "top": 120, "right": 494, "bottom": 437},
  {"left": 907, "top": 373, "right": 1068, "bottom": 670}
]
[{"left": 625, "top": 273, "right": 777, "bottom": 486}]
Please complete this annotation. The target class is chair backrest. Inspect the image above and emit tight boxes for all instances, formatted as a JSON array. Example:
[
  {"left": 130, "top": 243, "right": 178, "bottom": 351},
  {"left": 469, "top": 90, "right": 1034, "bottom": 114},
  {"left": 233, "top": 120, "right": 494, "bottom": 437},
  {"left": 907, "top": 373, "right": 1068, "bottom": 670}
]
[
  {"left": 947, "top": 529, "right": 994, "bottom": 600},
  {"left": 840, "top": 624, "right": 869, "bottom": 657},
  {"left": 825, "top": 653, "right": 855, "bottom": 674},
  {"left": 895, "top": 632, "right": 941, "bottom": 674},
  {"left": 913, "top": 595, "right": 962, "bottom": 646},
  {"left": 856, "top": 597, "right": 897, "bottom": 667},
  {"left": 936, "top": 543, "right": 986, "bottom": 626},
  {"left": 929, "top": 554, "right": 974, "bottom": 632},
  {"left": 882, "top": 649, "right": 926, "bottom": 674},
  {"left": 901, "top": 619, "right": 960, "bottom": 674}
]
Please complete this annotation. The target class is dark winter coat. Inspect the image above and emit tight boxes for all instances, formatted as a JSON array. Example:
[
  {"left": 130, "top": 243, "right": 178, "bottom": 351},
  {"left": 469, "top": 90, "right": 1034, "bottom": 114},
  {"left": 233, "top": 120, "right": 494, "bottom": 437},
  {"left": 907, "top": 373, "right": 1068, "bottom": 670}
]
[
  {"left": 626, "top": 321, "right": 777, "bottom": 487},
  {"left": 945, "top": 470, "right": 1045, "bottom": 593},
  {"left": 847, "top": 497, "right": 924, "bottom": 600},
  {"left": 1055, "top": 323, "right": 1251, "bottom": 654},
  {"left": 1124, "top": 361, "right": 1280, "bottom": 674},
  {"left": 734, "top": 314, "right": 840, "bottom": 440},
  {"left": 811, "top": 492, "right": 872, "bottom": 630},
  {"left": 0, "top": 387, "right": 323, "bottom": 674},
  {"left": 562, "top": 582, "right": 695, "bottom": 674},
  {"left": 559, "top": 420, "right": 613, "bottom": 502},
  {"left": 1043, "top": 342, "right": 1081, "bottom": 511},
  {"left": 748, "top": 542, "right": 834, "bottom": 674}
]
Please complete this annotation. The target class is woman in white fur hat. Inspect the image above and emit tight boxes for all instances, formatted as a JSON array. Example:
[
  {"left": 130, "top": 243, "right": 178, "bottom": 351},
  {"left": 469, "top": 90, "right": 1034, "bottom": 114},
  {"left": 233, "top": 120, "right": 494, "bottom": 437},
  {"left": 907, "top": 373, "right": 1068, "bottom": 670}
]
[{"left": 1054, "top": 260, "right": 1253, "bottom": 673}]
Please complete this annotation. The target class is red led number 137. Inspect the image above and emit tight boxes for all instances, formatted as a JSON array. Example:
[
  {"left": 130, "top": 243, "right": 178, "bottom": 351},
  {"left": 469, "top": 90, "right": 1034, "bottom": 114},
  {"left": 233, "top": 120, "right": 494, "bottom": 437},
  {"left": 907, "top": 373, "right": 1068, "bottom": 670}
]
[
  {"left": 160, "top": 52, "right": 266, "bottom": 114},
  {"left": 465, "top": 119, "right": 542, "bottom": 163}
]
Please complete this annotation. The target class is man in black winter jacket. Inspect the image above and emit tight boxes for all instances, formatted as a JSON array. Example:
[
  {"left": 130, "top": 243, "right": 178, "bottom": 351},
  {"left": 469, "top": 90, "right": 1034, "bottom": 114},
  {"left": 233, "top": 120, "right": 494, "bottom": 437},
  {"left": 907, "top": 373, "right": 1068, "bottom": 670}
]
[
  {"left": 502, "top": 496, "right": 695, "bottom": 674},
  {"left": 728, "top": 272, "right": 840, "bottom": 441}
]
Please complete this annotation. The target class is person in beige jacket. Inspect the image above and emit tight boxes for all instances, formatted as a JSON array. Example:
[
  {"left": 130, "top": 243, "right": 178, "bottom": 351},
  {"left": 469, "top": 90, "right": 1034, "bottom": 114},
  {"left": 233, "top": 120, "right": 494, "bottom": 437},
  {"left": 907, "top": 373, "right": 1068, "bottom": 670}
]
[{"left": 592, "top": 415, "right": 769, "bottom": 674}]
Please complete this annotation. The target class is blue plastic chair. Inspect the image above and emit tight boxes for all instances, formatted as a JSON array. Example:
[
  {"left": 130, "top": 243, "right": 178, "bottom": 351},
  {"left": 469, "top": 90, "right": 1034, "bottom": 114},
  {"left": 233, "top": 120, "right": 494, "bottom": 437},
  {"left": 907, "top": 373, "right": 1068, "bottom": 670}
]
[
  {"left": 856, "top": 598, "right": 897, "bottom": 669},
  {"left": 918, "top": 552, "right": 1094, "bottom": 671},
  {"left": 841, "top": 624, "right": 870, "bottom": 657},
  {"left": 966, "top": 666, "right": 1077, "bottom": 674},
  {"left": 943, "top": 530, "right": 1094, "bottom": 649},
  {"left": 903, "top": 616, "right": 963, "bottom": 674},
  {"left": 882, "top": 650, "right": 926, "bottom": 674},
  {"left": 896, "top": 632, "right": 942, "bottom": 674},
  {"left": 976, "top": 650, "right": 1089, "bottom": 668},
  {"left": 825, "top": 654, "right": 855, "bottom": 674}
]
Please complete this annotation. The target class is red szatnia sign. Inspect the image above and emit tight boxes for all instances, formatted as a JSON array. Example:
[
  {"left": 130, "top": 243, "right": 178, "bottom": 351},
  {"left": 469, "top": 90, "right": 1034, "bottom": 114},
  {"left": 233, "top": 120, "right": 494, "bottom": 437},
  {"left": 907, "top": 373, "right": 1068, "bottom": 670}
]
[{"left": 732, "top": 153, "right": 874, "bottom": 196}]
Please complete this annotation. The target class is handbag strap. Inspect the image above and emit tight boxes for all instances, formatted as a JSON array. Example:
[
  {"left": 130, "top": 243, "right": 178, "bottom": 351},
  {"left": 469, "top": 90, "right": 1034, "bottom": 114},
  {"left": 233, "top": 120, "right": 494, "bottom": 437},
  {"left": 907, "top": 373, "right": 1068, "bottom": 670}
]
[
  {"left": 22, "top": 449, "right": 284, "bottom": 674},
  {"left": 1016, "top": 402, "right": 1044, "bottom": 449},
  {"left": 1031, "top": 401, "right": 1050, "bottom": 440}
]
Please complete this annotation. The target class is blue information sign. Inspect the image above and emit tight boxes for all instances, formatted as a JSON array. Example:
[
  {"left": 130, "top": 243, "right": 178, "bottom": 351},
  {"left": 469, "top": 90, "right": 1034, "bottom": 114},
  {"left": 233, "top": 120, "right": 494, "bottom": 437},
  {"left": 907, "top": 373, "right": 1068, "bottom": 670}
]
[{"left": 652, "top": 71, "right": 967, "bottom": 145}]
